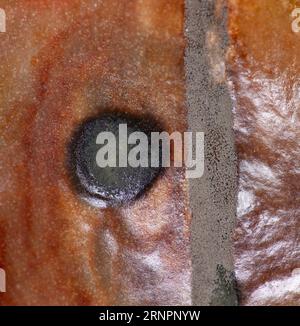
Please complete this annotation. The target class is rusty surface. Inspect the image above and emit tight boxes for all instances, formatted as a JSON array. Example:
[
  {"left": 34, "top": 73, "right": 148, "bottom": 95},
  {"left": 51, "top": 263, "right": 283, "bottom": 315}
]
[{"left": 0, "top": 0, "right": 191, "bottom": 305}]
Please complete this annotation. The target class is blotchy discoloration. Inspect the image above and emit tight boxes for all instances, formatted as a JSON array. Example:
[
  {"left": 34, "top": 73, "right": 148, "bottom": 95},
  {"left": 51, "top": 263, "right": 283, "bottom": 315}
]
[
  {"left": 227, "top": 0, "right": 300, "bottom": 305},
  {"left": 0, "top": 0, "right": 191, "bottom": 305}
]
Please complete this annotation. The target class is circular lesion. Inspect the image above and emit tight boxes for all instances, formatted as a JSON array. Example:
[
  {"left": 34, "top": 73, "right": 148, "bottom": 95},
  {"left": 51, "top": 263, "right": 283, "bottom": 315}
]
[{"left": 67, "top": 110, "right": 165, "bottom": 208}]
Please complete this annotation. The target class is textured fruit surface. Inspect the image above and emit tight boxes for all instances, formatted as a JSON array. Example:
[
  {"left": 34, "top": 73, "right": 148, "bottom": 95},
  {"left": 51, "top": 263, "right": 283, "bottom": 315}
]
[
  {"left": 227, "top": 0, "right": 300, "bottom": 305},
  {"left": 0, "top": 0, "right": 190, "bottom": 305}
]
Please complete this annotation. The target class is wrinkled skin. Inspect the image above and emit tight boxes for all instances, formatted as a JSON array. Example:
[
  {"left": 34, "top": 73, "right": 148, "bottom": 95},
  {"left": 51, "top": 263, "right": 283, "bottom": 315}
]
[
  {"left": 0, "top": 0, "right": 191, "bottom": 305},
  {"left": 227, "top": 0, "right": 300, "bottom": 305}
]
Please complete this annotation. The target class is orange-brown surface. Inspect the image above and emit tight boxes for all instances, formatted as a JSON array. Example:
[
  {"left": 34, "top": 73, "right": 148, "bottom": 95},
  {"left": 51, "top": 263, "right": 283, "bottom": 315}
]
[
  {"left": 227, "top": 0, "right": 300, "bottom": 305},
  {"left": 0, "top": 0, "right": 191, "bottom": 305}
]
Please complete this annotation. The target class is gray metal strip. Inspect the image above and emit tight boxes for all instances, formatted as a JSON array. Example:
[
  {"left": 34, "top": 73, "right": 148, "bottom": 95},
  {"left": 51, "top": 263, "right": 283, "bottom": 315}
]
[{"left": 185, "top": 0, "right": 238, "bottom": 306}]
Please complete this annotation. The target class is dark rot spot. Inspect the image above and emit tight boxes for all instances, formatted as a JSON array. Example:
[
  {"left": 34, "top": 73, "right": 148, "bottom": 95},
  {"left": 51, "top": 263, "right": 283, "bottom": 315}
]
[{"left": 68, "top": 112, "right": 164, "bottom": 208}]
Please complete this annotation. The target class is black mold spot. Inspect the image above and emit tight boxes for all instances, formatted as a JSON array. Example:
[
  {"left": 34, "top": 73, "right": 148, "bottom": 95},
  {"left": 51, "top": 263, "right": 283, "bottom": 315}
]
[{"left": 67, "top": 110, "right": 165, "bottom": 208}]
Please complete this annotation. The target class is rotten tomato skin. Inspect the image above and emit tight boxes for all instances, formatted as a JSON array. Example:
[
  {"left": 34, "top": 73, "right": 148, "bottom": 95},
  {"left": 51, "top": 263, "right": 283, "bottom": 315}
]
[
  {"left": 227, "top": 0, "right": 300, "bottom": 305},
  {"left": 0, "top": 0, "right": 191, "bottom": 306}
]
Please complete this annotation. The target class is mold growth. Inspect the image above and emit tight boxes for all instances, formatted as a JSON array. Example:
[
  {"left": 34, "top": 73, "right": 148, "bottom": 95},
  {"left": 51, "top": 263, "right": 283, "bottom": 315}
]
[{"left": 210, "top": 265, "right": 238, "bottom": 306}]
